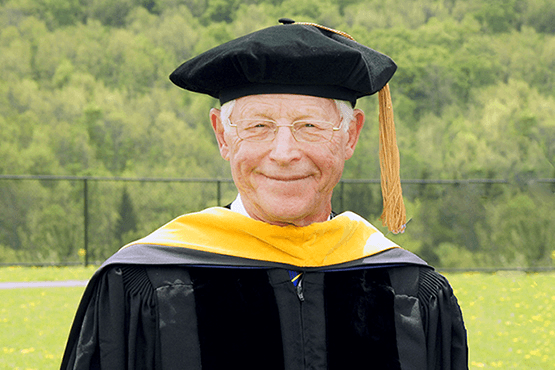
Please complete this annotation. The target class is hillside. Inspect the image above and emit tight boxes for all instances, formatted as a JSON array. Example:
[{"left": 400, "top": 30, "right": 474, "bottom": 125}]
[{"left": 0, "top": 0, "right": 554, "bottom": 267}]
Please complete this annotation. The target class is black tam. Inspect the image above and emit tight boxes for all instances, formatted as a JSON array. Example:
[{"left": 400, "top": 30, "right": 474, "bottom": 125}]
[{"left": 169, "top": 20, "right": 397, "bottom": 106}]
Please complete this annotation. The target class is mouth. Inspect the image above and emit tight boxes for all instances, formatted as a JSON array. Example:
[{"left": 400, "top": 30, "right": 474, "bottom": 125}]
[{"left": 261, "top": 174, "right": 311, "bottom": 182}]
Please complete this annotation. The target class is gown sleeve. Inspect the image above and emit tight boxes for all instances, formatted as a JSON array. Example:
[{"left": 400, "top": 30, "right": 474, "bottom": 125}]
[
  {"left": 418, "top": 268, "right": 468, "bottom": 370},
  {"left": 60, "top": 266, "right": 159, "bottom": 370}
]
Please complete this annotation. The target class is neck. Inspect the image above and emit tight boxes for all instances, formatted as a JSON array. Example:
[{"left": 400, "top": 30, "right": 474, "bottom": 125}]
[{"left": 230, "top": 194, "right": 332, "bottom": 226}]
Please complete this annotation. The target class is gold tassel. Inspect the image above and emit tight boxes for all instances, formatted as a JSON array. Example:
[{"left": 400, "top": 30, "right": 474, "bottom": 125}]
[{"left": 378, "top": 84, "right": 407, "bottom": 234}]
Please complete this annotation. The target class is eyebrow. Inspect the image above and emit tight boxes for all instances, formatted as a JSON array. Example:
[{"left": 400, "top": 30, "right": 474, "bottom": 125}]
[{"left": 237, "top": 104, "right": 334, "bottom": 121}]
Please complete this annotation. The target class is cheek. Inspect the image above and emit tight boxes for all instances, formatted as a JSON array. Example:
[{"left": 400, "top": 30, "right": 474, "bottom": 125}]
[
  {"left": 312, "top": 148, "right": 346, "bottom": 190},
  {"left": 227, "top": 142, "right": 262, "bottom": 180},
  {"left": 324, "top": 139, "right": 347, "bottom": 167},
  {"left": 226, "top": 134, "right": 247, "bottom": 163},
  {"left": 324, "top": 158, "right": 345, "bottom": 186}
]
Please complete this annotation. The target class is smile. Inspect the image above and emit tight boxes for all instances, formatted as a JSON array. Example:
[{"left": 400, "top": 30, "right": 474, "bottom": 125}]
[{"left": 262, "top": 174, "right": 311, "bottom": 182}]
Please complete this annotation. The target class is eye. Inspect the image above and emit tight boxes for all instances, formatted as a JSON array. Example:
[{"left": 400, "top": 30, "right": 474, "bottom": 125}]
[
  {"left": 295, "top": 121, "right": 326, "bottom": 130},
  {"left": 242, "top": 120, "right": 273, "bottom": 130}
]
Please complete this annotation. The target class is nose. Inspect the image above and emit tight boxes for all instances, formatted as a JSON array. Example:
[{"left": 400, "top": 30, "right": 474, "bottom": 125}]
[{"left": 268, "top": 125, "right": 301, "bottom": 164}]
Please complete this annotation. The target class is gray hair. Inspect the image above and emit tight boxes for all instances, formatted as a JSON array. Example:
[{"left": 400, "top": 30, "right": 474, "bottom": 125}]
[
  {"left": 220, "top": 99, "right": 236, "bottom": 130},
  {"left": 219, "top": 98, "right": 354, "bottom": 132},
  {"left": 334, "top": 100, "right": 355, "bottom": 131}
]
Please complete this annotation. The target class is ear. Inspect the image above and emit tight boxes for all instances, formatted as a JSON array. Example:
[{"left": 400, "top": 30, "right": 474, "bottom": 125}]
[
  {"left": 344, "top": 109, "right": 365, "bottom": 160},
  {"left": 210, "top": 108, "right": 230, "bottom": 160}
]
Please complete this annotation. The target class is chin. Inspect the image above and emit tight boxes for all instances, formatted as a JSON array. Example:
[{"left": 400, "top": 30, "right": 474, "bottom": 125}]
[{"left": 260, "top": 198, "right": 324, "bottom": 225}]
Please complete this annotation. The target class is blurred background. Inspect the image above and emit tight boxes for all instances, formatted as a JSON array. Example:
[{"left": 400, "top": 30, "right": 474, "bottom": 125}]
[{"left": 1, "top": 0, "right": 554, "bottom": 270}]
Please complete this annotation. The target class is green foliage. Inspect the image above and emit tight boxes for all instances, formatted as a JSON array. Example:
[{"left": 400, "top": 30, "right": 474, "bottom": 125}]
[
  {"left": 525, "top": 0, "right": 555, "bottom": 34},
  {"left": 35, "top": 0, "right": 84, "bottom": 28},
  {"left": 473, "top": 0, "right": 525, "bottom": 33},
  {"left": 482, "top": 191, "right": 555, "bottom": 267},
  {"left": 0, "top": 0, "right": 554, "bottom": 267}
]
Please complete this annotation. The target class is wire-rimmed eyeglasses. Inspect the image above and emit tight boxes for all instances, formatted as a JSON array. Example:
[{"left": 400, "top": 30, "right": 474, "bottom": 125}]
[{"left": 228, "top": 119, "right": 343, "bottom": 143}]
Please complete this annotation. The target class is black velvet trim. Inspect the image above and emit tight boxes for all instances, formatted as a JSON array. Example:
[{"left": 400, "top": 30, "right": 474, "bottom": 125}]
[
  {"left": 189, "top": 268, "right": 285, "bottom": 370},
  {"left": 325, "top": 269, "right": 401, "bottom": 369},
  {"left": 219, "top": 83, "right": 357, "bottom": 106}
]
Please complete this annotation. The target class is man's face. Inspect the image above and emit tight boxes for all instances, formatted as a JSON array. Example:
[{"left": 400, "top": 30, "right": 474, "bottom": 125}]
[{"left": 211, "top": 94, "right": 364, "bottom": 226}]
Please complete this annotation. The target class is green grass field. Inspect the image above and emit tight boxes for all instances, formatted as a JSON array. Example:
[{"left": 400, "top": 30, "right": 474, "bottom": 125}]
[
  {"left": 1, "top": 267, "right": 554, "bottom": 369},
  {"left": 448, "top": 271, "right": 554, "bottom": 369}
]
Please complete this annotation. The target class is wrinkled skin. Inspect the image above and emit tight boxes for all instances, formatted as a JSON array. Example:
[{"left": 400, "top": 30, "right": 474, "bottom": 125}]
[{"left": 210, "top": 94, "right": 364, "bottom": 227}]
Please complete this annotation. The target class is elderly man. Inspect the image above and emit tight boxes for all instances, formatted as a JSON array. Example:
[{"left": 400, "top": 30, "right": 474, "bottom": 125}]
[{"left": 62, "top": 20, "right": 467, "bottom": 370}]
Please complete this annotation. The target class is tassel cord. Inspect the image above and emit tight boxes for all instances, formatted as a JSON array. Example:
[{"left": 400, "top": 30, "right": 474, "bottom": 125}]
[{"left": 378, "top": 84, "right": 407, "bottom": 234}]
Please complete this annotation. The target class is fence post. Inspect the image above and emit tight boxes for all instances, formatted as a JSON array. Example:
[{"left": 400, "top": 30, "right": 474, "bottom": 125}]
[
  {"left": 83, "top": 178, "right": 89, "bottom": 267},
  {"left": 339, "top": 181, "right": 344, "bottom": 212},
  {"left": 217, "top": 180, "right": 221, "bottom": 206}
]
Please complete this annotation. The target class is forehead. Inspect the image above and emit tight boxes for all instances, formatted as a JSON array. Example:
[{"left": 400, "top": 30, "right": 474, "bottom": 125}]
[{"left": 232, "top": 94, "right": 339, "bottom": 119}]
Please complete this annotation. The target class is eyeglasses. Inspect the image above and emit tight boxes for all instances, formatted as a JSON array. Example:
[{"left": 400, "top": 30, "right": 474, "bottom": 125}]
[{"left": 229, "top": 119, "right": 343, "bottom": 143}]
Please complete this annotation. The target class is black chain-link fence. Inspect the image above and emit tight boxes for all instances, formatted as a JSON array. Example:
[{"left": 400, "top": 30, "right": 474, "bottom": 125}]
[{"left": 1, "top": 175, "right": 554, "bottom": 271}]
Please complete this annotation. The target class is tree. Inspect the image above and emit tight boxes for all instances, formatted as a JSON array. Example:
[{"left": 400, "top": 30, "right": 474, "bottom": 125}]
[
  {"left": 1, "top": 0, "right": 554, "bottom": 266},
  {"left": 473, "top": 0, "right": 524, "bottom": 33},
  {"left": 114, "top": 186, "right": 138, "bottom": 244},
  {"left": 483, "top": 192, "right": 555, "bottom": 266}
]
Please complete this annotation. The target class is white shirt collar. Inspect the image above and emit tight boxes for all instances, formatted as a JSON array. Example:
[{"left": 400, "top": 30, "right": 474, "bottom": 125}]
[{"left": 230, "top": 193, "right": 251, "bottom": 218}]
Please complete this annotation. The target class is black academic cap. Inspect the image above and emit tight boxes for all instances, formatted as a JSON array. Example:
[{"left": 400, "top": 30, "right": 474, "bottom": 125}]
[{"left": 169, "top": 19, "right": 397, "bottom": 106}]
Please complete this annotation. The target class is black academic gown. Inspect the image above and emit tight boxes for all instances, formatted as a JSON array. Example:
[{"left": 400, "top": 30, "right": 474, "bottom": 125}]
[{"left": 61, "top": 244, "right": 468, "bottom": 370}]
